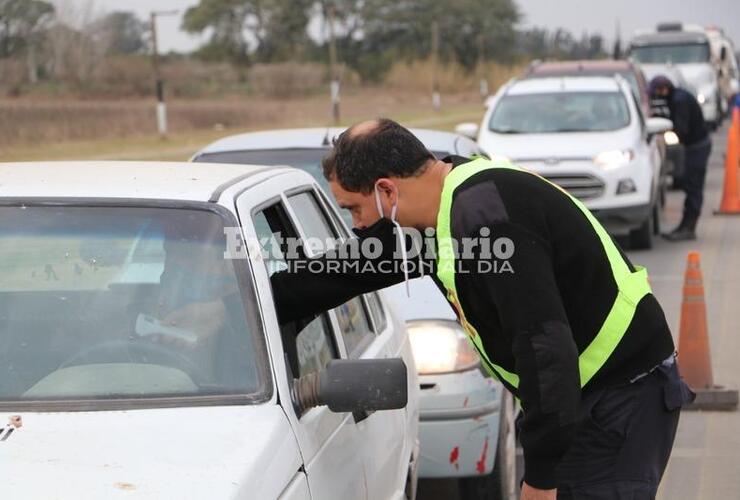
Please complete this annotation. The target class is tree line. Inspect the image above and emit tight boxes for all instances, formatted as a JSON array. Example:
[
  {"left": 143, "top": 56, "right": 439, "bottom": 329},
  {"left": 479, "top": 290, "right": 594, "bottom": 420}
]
[
  {"left": 182, "top": 0, "right": 608, "bottom": 81},
  {"left": 0, "top": 0, "right": 608, "bottom": 90}
]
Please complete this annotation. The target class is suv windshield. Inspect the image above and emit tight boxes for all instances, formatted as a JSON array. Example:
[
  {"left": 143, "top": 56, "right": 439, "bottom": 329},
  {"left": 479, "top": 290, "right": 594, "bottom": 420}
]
[
  {"left": 630, "top": 43, "right": 710, "bottom": 64},
  {"left": 489, "top": 91, "right": 630, "bottom": 134},
  {"left": 0, "top": 205, "right": 267, "bottom": 409}
]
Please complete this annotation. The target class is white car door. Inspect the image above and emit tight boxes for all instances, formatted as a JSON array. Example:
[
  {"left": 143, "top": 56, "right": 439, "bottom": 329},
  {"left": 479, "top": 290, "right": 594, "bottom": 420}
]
[
  {"left": 235, "top": 173, "right": 368, "bottom": 500},
  {"left": 307, "top": 188, "right": 418, "bottom": 500}
]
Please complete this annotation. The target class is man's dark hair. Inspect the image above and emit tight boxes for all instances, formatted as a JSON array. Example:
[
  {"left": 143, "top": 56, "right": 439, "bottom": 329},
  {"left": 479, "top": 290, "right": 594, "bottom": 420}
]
[{"left": 322, "top": 118, "right": 435, "bottom": 193}]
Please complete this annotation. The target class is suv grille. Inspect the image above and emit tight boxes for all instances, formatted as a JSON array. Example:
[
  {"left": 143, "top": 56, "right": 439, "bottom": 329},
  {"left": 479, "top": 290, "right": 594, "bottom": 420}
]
[{"left": 541, "top": 174, "right": 605, "bottom": 200}]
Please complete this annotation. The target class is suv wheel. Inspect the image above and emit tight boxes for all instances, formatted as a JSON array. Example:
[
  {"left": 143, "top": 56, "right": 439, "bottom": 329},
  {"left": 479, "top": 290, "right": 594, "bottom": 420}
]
[
  {"left": 458, "top": 392, "right": 518, "bottom": 500},
  {"left": 652, "top": 204, "right": 661, "bottom": 235}
]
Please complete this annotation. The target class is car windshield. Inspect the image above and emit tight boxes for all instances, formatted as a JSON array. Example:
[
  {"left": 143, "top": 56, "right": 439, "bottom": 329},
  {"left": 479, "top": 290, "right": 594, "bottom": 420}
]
[
  {"left": 0, "top": 205, "right": 267, "bottom": 409},
  {"left": 489, "top": 91, "right": 630, "bottom": 134},
  {"left": 196, "top": 148, "right": 452, "bottom": 226},
  {"left": 630, "top": 43, "right": 711, "bottom": 64}
]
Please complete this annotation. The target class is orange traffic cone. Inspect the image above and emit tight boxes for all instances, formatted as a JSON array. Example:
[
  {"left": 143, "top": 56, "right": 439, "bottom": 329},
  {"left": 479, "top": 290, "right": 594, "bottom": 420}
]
[
  {"left": 678, "top": 252, "right": 713, "bottom": 387},
  {"left": 677, "top": 252, "right": 738, "bottom": 410},
  {"left": 715, "top": 108, "right": 740, "bottom": 214}
]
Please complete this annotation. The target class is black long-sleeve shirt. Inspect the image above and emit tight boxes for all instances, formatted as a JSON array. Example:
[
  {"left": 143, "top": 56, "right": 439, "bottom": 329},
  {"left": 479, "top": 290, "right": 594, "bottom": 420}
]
[
  {"left": 271, "top": 156, "right": 675, "bottom": 488},
  {"left": 668, "top": 88, "right": 709, "bottom": 146}
]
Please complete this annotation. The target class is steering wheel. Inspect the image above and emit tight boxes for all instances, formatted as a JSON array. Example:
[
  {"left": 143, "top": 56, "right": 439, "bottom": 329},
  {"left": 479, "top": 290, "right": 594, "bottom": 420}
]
[{"left": 58, "top": 338, "right": 209, "bottom": 385}]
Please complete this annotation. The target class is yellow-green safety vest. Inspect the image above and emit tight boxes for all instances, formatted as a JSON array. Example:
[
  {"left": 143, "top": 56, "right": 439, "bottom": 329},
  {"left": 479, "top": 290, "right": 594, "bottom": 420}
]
[{"left": 435, "top": 157, "right": 652, "bottom": 388}]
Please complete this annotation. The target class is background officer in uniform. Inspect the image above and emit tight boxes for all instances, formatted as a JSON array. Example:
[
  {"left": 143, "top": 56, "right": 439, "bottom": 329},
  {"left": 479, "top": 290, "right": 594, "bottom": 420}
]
[{"left": 649, "top": 75, "right": 712, "bottom": 241}]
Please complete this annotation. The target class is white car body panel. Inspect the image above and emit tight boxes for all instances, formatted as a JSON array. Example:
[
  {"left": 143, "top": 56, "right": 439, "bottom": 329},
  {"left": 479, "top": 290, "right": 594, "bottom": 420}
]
[
  {"left": 194, "top": 128, "right": 471, "bottom": 162},
  {"left": 0, "top": 162, "right": 272, "bottom": 201},
  {"left": 0, "top": 406, "right": 301, "bottom": 499}
]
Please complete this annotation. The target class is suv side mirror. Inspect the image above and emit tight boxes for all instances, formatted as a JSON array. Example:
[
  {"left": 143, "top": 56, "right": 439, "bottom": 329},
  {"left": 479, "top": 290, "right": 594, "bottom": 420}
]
[
  {"left": 293, "top": 358, "right": 408, "bottom": 416},
  {"left": 455, "top": 122, "right": 480, "bottom": 141},
  {"left": 646, "top": 117, "right": 673, "bottom": 136}
]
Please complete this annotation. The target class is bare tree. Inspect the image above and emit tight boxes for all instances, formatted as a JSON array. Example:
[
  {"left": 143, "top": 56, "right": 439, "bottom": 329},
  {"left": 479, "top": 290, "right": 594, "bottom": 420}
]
[
  {"left": 0, "top": 0, "right": 55, "bottom": 83},
  {"left": 45, "top": 0, "right": 112, "bottom": 86}
]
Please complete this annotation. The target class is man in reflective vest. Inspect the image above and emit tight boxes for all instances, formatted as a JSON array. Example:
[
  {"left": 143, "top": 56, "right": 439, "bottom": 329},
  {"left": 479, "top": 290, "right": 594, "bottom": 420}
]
[{"left": 272, "top": 118, "right": 695, "bottom": 499}]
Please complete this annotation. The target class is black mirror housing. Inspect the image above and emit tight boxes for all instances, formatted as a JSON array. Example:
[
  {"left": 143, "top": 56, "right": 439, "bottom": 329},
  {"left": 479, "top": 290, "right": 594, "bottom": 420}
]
[{"left": 293, "top": 358, "right": 408, "bottom": 416}]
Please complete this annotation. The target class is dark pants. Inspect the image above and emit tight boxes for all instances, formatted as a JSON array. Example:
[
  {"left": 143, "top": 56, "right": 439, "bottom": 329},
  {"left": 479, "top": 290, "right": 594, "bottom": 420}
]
[
  {"left": 680, "top": 138, "right": 712, "bottom": 228},
  {"left": 551, "top": 361, "right": 694, "bottom": 499}
]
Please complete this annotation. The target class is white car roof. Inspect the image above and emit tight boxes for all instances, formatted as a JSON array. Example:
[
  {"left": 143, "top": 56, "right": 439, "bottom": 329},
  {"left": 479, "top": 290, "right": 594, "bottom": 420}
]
[
  {"left": 195, "top": 127, "right": 469, "bottom": 157},
  {"left": 0, "top": 161, "right": 282, "bottom": 201},
  {"left": 505, "top": 76, "right": 623, "bottom": 95}
]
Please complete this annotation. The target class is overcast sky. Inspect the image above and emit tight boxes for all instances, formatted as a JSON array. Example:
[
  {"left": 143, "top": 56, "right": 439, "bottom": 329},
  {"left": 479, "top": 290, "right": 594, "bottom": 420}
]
[{"left": 52, "top": 0, "right": 740, "bottom": 54}]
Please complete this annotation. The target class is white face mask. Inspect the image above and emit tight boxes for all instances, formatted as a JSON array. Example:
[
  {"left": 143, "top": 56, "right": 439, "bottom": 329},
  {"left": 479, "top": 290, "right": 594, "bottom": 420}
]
[{"left": 374, "top": 183, "right": 423, "bottom": 297}]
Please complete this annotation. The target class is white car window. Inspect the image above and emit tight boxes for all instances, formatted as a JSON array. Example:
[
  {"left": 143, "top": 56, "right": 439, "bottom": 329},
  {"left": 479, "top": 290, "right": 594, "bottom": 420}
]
[
  {"left": 287, "top": 191, "right": 376, "bottom": 358},
  {"left": 252, "top": 201, "right": 339, "bottom": 378},
  {"left": 313, "top": 187, "right": 390, "bottom": 336},
  {"left": 0, "top": 205, "right": 268, "bottom": 409},
  {"left": 630, "top": 42, "right": 711, "bottom": 64}
]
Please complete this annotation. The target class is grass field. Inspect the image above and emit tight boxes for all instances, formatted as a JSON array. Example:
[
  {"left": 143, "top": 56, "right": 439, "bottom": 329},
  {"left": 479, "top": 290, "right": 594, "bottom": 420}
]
[{"left": 0, "top": 89, "right": 487, "bottom": 162}]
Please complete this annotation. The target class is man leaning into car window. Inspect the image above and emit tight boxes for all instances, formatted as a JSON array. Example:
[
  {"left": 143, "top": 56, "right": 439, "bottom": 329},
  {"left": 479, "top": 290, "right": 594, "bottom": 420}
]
[{"left": 269, "top": 118, "right": 695, "bottom": 500}]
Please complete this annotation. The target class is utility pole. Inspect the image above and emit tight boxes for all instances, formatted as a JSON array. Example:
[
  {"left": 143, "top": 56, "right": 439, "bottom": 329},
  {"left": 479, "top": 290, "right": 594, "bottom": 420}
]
[
  {"left": 477, "top": 34, "right": 488, "bottom": 99},
  {"left": 431, "top": 21, "right": 440, "bottom": 111},
  {"left": 613, "top": 19, "right": 622, "bottom": 60},
  {"left": 327, "top": 3, "right": 341, "bottom": 125},
  {"left": 150, "top": 10, "right": 178, "bottom": 138}
]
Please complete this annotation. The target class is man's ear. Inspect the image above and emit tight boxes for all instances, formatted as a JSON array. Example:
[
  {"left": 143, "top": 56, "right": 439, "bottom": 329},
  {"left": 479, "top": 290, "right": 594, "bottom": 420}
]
[{"left": 374, "top": 178, "right": 396, "bottom": 197}]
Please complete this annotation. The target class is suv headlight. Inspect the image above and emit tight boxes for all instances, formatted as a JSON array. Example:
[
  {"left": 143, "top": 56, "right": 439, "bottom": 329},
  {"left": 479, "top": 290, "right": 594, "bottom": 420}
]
[
  {"left": 593, "top": 149, "right": 634, "bottom": 170},
  {"left": 408, "top": 320, "right": 481, "bottom": 375},
  {"left": 697, "top": 92, "right": 707, "bottom": 105}
]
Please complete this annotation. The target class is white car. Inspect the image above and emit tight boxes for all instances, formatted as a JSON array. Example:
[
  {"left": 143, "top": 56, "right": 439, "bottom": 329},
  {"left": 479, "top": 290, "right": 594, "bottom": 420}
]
[
  {"left": 629, "top": 24, "right": 722, "bottom": 128},
  {"left": 461, "top": 76, "right": 672, "bottom": 250},
  {"left": 193, "top": 128, "right": 518, "bottom": 500},
  {"left": 0, "top": 162, "right": 419, "bottom": 500}
]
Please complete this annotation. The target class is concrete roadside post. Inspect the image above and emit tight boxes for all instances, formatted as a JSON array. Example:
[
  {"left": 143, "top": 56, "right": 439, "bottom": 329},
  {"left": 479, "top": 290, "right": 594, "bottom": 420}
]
[{"left": 150, "top": 10, "right": 178, "bottom": 138}]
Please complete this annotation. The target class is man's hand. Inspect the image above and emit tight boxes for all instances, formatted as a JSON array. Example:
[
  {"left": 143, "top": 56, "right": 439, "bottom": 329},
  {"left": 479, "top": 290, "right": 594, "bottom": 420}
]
[
  {"left": 159, "top": 300, "right": 226, "bottom": 348},
  {"left": 521, "top": 482, "right": 556, "bottom": 500}
]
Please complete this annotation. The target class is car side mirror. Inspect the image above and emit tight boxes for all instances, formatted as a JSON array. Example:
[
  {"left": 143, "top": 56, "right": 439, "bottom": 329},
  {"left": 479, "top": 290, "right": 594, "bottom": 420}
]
[
  {"left": 292, "top": 358, "right": 408, "bottom": 416},
  {"left": 721, "top": 46, "right": 728, "bottom": 62},
  {"left": 646, "top": 117, "right": 673, "bottom": 136},
  {"left": 455, "top": 122, "right": 479, "bottom": 141}
]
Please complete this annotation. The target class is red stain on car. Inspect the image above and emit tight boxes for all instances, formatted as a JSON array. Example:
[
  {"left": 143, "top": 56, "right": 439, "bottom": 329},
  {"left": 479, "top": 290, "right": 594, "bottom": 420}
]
[
  {"left": 449, "top": 446, "right": 460, "bottom": 470},
  {"left": 463, "top": 397, "right": 469, "bottom": 407},
  {"left": 475, "top": 437, "right": 490, "bottom": 474}
]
